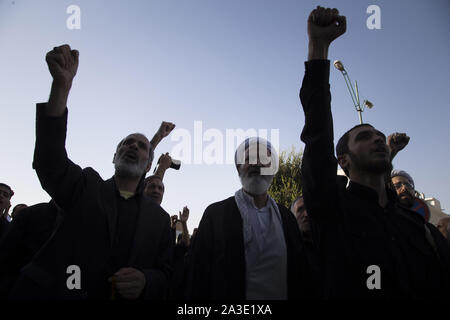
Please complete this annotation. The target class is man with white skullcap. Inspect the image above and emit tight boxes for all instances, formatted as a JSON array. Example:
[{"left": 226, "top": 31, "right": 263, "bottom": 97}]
[{"left": 185, "top": 137, "right": 314, "bottom": 300}]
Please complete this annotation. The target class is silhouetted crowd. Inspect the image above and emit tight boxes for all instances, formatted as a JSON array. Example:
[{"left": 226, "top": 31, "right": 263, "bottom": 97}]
[{"left": 0, "top": 7, "right": 449, "bottom": 300}]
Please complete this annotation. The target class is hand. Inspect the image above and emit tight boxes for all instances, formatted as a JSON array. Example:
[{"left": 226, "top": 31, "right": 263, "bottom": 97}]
[
  {"left": 170, "top": 215, "right": 178, "bottom": 229},
  {"left": 46, "top": 44, "right": 79, "bottom": 87},
  {"left": 387, "top": 132, "right": 410, "bottom": 154},
  {"left": 109, "top": 268, "right": 146, "bottom": 300},
  {"left": 158, "top": 152, "right": 172, "bottom": 170},
  {"left": 179, "top": 206, "right": 189, "bottom": 223},
  {"left": 157, "top": 122, "right": 175, "bottom": 139},
  {"left": 307, "top": 6, "right": 346, "bottom": 59}
]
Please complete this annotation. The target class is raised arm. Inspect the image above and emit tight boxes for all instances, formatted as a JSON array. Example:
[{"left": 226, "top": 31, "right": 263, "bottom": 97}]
[
  {"left": 33, "top": 45, "right": 83, "bottom": 210},
  {"left": 179, "top": 206, "right": 190, "bottom": 246},
  {"left": 154, "top": 153, "right": 172, "bottom": 180},
  {"left": 300, "top": 7, "right": 346, "bottom": 224},
  {"left": 150, "top": 122, "right": 175, "bottom": 152}
]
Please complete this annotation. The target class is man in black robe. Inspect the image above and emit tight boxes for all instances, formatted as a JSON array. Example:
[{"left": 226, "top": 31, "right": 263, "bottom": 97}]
[
  {"left": 185, "top": 137, "right": 314, "bottom": 300},
  {"left": 0, "top": 201, "right": 61, "bottom": 298}
]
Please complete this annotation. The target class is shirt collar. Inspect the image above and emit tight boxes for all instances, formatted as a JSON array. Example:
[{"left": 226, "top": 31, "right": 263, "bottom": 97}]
[{"left": 111, "top": 177, "right": 140, "bottom": 200}]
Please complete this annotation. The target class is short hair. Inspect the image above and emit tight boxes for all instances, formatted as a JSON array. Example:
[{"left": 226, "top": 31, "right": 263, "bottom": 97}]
[
  {"left": 336, "top": 123, "right": 374, "bottom": 176},
  {"left": 0, "top": 183, "right": 14, "bottom": 198},
  {"left": 116, "top": 133, "right": 154, "bottom": 165},
  {"left": 290, "top": 196, "right": 304, "bottom": 212}
]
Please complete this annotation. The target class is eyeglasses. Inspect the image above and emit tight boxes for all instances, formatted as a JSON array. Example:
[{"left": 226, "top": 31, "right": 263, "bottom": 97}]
[{"left": 393, "top": 181, "right": 414, "bottom": 190}]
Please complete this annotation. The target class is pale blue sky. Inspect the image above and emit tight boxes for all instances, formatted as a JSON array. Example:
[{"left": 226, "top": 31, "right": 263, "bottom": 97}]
[{"left": 1, "top": 0, "right": 449, "bottom": 230}]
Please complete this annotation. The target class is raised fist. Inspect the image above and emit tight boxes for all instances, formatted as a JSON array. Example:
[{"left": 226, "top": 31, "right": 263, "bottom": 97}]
[
  {"left": 170, "top": 215, "right": 178, "bottom": 229},
  {"left": 308, "top": 6, "right": 346, "bottom": 45},
  {"left": 157, "top": 121, "right": 176, "bottom": 139},
  {"left": 388, "top": 132, "right": 410, "bottom": 154},
  {"left": 158, "top": 152, "right": 172, "bottom": 170},
  {"left": 45, "top": 44, "right": 79, "bottom": 86}
]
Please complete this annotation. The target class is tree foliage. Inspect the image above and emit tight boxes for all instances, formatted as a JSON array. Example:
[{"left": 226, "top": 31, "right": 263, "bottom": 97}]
[{"left": 268, "top": 147, "right": 303, "bottom": 209}]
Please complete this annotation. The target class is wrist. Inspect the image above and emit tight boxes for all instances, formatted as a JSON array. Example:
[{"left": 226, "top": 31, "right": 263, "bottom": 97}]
[
  {"left": 47, "top": 82, "right": 71, "bottom": 117},
  {"left": 52, "top": 80, "right": 72, "bottom": 93},
  {"left": 308, "top": 40, "right": 329, "bottom": 60},
  {"left": 161, "top": 164, "right": 171, "bottom": 170}
]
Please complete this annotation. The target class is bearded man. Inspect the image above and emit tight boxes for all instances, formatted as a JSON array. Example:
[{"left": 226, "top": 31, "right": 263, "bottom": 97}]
[
  {"left": 9, "top": 45, "right": 173, "bottom": 300},
  {"left": 185, "top": 137, "right": 314, "bottom": 300},
  {"left": 391, "top": 170, "right": 416, "bottom": 208}
]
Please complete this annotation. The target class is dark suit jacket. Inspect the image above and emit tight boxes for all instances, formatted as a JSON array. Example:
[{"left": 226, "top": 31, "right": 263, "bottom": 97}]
[
  {"left": 0, "top": 201, "right": 60, "bottom": 298},
  {"left": 185, "top": 196, "right": 316, "bottom": 300},
  {"left": 0, "top": 216, "right": 10, "bottom": 242},
  {"left": 10, "top": 104, "right": 173, "bottom": 300}
]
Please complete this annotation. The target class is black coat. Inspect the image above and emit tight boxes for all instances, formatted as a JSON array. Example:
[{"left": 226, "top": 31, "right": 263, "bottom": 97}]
[
  {"left": 0, "top": 216, "right": 10, "bottom": 242},
  {"left": 300, "top": 60, "right": 450, "bottom": 299},
  {"left": 0, "top": 201, "right": 60, "bottom": 298},
  {"left": 10, "top": 104, "right": 173, "bottom": 300},
  {"left": 185, "top": 196, "right": 316, "bottom": 300}
]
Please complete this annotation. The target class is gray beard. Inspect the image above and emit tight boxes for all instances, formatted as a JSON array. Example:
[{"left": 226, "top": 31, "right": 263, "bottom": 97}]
[
  {"left": 240, "top": 174, "right": 273, "bottom": 195},
  {"left": 114, "top": 158, "right": 146, "bottom": 178}
]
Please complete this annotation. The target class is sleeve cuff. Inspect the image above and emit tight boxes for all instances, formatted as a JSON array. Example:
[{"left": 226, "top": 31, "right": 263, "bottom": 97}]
[{"left": 36, "top": 103, "right": 68, "bottom": 139}]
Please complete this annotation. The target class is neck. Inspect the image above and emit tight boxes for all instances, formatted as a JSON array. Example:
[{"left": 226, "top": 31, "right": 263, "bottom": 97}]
[
  {"left": 244, "top": 190, "right": 268, "bottom": 209},
  {"left": 350, "top": 171, "right": 388, "bottom": 207},
  {"left": 114, "top": 174, "right": 141, "bottom": 194}
]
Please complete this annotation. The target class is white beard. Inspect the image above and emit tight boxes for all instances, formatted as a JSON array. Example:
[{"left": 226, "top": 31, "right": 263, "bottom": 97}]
[
  {"left": 240, "top": 174, "right": 273, "bottom": 195},
  {"left": 114, "top": 157, "right": 147, "bottom": 178}
]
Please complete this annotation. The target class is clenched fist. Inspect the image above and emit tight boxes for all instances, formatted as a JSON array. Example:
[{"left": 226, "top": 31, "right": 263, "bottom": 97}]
[
  {"left": 46, "top": 44, "right": 79, "bottom": 86},
  {"left": 388, "top": 132, "right": 410, "bottom": 160},
  {"left": 109, "top": 268, "right": 146, "bottom": 300},
  {"left": 170, "top": 215, "right": 179, "bottom": 229},
  {"left": 308, "top": 6, "right": 346, "bottom": 45},
  {"left": 307, "top": 6, "right": 346, "bottom": 60},
  {"left": 156, "top": 121, "right": 176, "bottom": 139}
]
